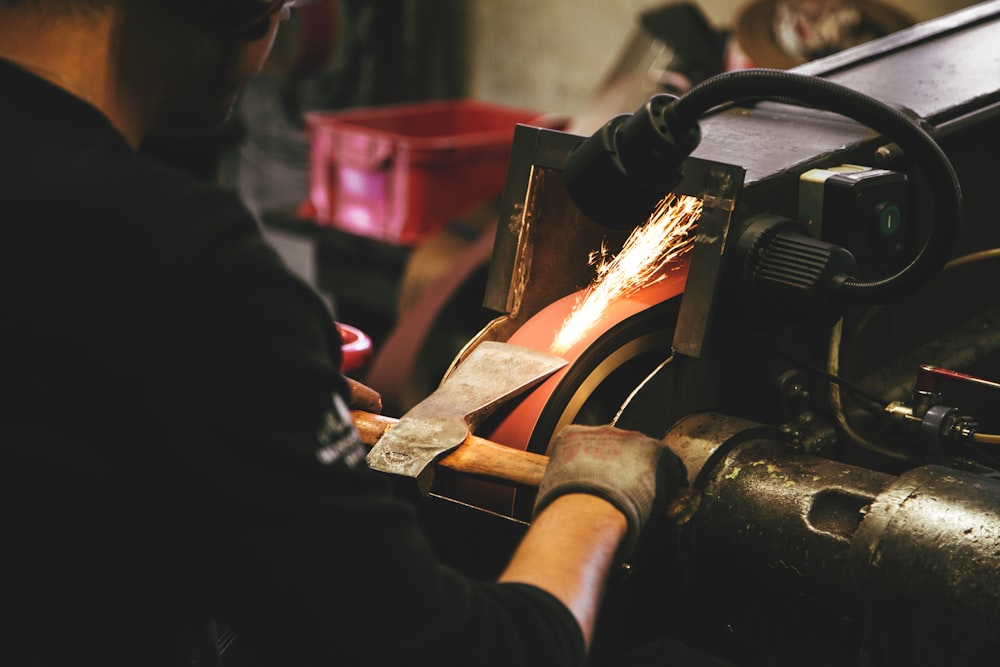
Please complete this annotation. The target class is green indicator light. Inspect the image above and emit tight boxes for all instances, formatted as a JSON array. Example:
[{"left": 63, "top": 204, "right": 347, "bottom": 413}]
[{"left": 876, "top": 202, "right": 901, "bottom": 237}]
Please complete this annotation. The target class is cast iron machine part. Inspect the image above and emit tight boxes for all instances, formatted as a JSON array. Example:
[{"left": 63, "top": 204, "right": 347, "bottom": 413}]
[
  {"left": 668, "top": 412, "right": 1000, "bottom": 667},
  {"left": 562, "top": 67, "right": 963, "bottom": 327}
]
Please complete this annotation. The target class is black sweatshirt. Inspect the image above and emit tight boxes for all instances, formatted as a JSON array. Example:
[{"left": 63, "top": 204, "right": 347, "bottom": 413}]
[{"left": 0, "top": 59, "right": 584, "bottom": 667}]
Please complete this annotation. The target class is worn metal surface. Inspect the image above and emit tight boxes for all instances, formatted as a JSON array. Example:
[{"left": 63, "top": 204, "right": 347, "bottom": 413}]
[
  {"left": 365, "top": 341, "right": 566, "bottom": 494},
  {"left": 671, "top": 413, "right": 893, "bottom": 595},
  {"left": 668, "top": 413, "right": 1000, "bottom": 664},
  {"left": 667, "top": 159, "right": 745, "bottom": 358},
  {"left": 847, "top": 465, "right": 1000, "bottom": 666}
]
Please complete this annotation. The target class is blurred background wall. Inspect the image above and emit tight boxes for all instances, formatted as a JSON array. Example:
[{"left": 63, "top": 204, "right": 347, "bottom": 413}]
[
  {"left": 217, "top": 0, "right": 988, "bottom": 226},
  {"left": 466, "top": 0, "right": 982, "bottom": 119}
]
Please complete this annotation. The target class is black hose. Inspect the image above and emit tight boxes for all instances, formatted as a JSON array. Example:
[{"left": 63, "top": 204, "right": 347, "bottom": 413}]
[{"left": 668, "top": 68, "right": 963, "bottom": 305}]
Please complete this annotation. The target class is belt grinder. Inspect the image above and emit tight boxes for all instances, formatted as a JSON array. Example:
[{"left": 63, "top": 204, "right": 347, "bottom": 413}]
[{"left": 383, "top": 4, "right": 1000, "bottom": 665}]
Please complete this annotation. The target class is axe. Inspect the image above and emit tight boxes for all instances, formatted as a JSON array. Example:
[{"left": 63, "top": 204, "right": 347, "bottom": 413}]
[
  {"left": 355, "top": 340, "right": 700, "bottom": 522},
  {"left": 361, "top": 341, "right": 565, "bottom": 496}
]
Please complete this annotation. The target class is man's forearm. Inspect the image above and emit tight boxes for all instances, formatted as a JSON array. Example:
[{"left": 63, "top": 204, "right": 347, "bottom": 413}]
[{"left": 498, "top": 493, "right": 627, "bottom": 647}]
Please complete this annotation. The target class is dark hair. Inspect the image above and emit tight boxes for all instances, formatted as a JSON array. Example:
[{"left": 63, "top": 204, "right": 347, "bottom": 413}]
[
  {"left": 1, "top": 0, "right": 277, "bottom": 36},
  {"left": 169, "top": 0, "right": 277, "bottom": 36},
  {"left": 0, "top": 0, "right": 116, "bottom": 10}
]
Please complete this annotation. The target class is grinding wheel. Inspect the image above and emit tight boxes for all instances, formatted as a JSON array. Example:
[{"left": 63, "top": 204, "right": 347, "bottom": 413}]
[{"left": 434, "top": 265, "right": 689, "bottom": 519}]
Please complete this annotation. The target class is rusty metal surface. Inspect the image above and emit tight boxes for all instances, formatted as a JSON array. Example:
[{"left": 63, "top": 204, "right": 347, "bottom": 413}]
[
  {"left": 451, "top": 125, "right": 631, "bottom": 374},
  {"left": 482, "top": 125, "right": 625, "bottom": 321}
]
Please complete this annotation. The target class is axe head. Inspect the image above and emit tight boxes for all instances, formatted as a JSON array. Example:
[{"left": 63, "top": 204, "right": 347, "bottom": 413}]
[{"left": 365, "top": 341, "right": 566, "bottom": 494}]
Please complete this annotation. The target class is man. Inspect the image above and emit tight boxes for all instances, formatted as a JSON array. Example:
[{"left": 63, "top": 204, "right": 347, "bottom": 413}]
[{"left": 0, "top": 2, "right": 685, "bottom": 665}]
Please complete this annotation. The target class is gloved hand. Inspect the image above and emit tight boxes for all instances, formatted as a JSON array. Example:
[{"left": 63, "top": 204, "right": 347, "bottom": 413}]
[
  {"left": 346, "top": 377, "right": 382, "bottom": 414},
  {"left": 533, "top": 424, "right": 687, "bottom": 559}
]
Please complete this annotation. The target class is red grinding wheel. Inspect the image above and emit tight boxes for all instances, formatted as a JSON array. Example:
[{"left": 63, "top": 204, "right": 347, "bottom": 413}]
[{"left": 435, "top": 264, "right": 690, "bottom": 519}]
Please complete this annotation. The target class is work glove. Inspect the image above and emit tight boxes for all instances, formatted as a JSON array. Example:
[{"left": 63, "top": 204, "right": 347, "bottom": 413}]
[{"left": 533, "top": 424, "right": 687, "bottom": 559}]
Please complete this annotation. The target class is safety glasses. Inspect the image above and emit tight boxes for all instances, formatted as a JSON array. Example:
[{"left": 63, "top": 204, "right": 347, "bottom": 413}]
[
  {"left": 223, "top": 0, "right": 323, "bottom": 37},
  {"left": 267, "top": 0, "right": 321, "bottom": 24}
]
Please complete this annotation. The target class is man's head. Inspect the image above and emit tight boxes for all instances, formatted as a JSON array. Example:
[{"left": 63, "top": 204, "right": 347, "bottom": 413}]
[
  {"left": 169, "top": 0, "right": 301, "bottom": 40},
  {"left": 0, "top": 0, "right": 304, "bottom": 140},
  {"left": 124, "top": 0, "right": 301, "bottom": 133}
]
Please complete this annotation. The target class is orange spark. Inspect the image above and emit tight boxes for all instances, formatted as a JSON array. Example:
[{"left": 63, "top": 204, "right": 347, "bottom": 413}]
[{"left": 551, "top": 193, "right": 702, "bottom": 354}]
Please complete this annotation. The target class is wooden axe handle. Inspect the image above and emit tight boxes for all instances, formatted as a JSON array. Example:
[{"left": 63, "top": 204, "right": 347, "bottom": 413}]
[
  {"left": 351, "top": 410, "right": 701, "bottom": 523},
  {"left": 351, "top": 410, "right": 548, "bottom": 487}
]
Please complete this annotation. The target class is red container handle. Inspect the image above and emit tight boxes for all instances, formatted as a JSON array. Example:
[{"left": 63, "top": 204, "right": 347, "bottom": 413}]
[{"left": 335, "top": 321, "right": 373, "bottom": 374}]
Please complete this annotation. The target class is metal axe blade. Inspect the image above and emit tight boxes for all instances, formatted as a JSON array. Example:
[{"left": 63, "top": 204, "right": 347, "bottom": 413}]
[{"left": 365, "top": 340, "right": 567, "bottom": 494}]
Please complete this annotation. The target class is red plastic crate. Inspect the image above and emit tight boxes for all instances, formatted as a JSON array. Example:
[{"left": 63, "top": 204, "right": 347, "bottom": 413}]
[{"left": 301, "top": 99, "right": 563, "bottom": 245}]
